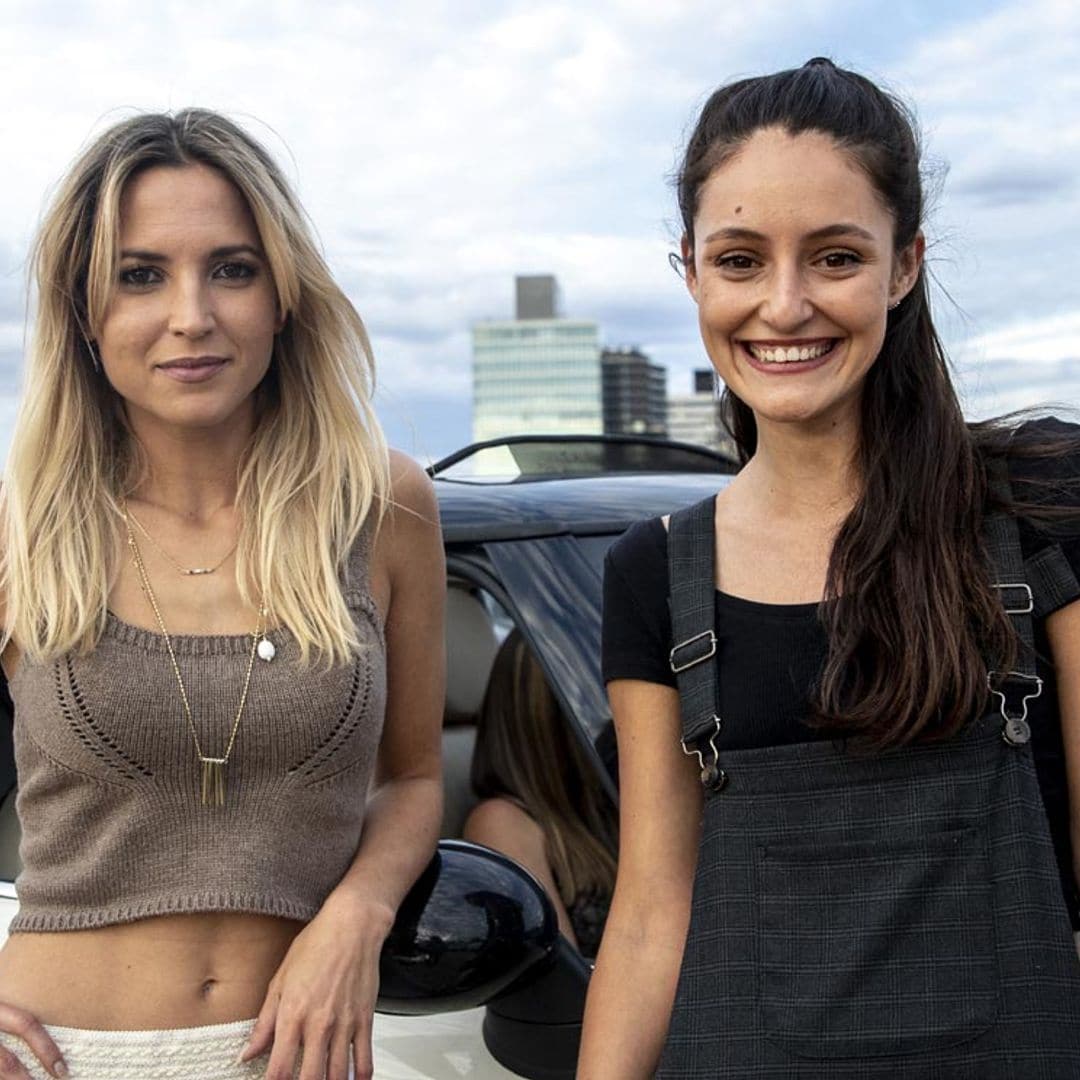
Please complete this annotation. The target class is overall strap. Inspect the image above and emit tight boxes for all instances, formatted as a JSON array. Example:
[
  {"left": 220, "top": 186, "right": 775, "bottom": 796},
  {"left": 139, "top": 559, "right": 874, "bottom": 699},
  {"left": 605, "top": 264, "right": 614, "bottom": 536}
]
[
  {"left": 1024, "top": 544, "right": 1080, "bottom": 619},
  {"left": 668, "top": 496, "right": 726, "bottom": 791},
  {"left": 983, "top": 459, "right": 1043, "bottom": 747}
]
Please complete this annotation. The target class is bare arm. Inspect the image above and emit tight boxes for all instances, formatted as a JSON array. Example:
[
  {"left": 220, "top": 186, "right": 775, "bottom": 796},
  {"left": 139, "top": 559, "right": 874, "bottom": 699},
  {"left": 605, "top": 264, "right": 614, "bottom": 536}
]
[
  {"left": 577, "top": 678, "right": 702, "bottom": 1079},
  {"left": 247, "top": 451, "right": 445, "bottom": 1080},
  {"left": 1049, "top": 599, "right": 1080, "bottom": 897}
]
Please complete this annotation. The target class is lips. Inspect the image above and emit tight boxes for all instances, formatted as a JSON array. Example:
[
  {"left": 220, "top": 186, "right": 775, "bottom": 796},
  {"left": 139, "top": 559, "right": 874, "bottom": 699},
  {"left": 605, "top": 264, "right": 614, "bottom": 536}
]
[
  {"left": 740, "top": 338, "right": 840, "bottom": 374},
  {"left": 155, "top": 356, "right": 229, "bottom": 383},
  {"left": 744, "top": 340, "right": 837, "bottom": 364}
]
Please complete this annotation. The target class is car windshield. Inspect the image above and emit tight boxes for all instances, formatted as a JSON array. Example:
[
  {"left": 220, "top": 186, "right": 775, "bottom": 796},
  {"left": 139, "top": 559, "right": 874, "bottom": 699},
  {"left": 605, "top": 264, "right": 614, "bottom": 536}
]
[{"left": 434, "top": 437, "right": 735, "bottom": 483}]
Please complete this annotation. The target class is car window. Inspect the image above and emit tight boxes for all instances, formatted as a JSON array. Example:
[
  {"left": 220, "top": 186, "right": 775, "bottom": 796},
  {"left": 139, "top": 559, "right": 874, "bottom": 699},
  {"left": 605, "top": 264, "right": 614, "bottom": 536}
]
[
  {"left": 483, "top": 537, "right": 608, "bottom": 747},
  {"left": 572, "top": 534, "right": 619, "bottom": 579}
]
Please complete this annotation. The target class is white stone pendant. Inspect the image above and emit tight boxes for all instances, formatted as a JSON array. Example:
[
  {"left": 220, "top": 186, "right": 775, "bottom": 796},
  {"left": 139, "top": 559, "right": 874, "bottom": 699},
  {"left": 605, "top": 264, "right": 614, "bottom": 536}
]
[{"left": 257, "top": 637, "right": 276, "bottom": 662}]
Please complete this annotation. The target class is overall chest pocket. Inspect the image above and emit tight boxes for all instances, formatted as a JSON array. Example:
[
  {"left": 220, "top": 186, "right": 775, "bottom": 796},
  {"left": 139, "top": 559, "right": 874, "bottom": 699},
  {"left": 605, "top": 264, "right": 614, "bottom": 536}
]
[{"left": 755, "top": 824, "right": 998, "bottom": 1059}]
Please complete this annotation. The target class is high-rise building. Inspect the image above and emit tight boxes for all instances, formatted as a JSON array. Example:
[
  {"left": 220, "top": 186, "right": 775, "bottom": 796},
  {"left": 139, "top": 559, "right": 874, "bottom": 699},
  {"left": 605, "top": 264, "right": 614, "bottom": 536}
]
[
  {"left": 601, "top": 348, "right": 667, "bottom": 436},
  {"left": 667, "top": 368, "right": 735, "bottom": 457},
  {"left": 515, "top": 275, "right": 561, "bottom": 320},
  {"left": 471, "top": 276, "right": 601, "bottom": 442}
]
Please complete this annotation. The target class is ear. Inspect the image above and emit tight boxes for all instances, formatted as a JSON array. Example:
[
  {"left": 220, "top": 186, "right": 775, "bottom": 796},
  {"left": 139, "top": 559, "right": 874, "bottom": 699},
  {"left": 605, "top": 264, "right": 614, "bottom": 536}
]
[
  {"left": 889, "top": 230, "right": 925, "bottom": 308},
  {"left": 681, "top": 234, "right": 700, "bottom": 303}
]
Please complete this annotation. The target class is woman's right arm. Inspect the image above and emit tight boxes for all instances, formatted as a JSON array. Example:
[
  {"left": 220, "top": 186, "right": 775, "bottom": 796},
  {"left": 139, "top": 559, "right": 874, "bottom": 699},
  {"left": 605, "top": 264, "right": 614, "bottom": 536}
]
[{"left": 577, "top": 678, "right": 702, "bottom": 1079}]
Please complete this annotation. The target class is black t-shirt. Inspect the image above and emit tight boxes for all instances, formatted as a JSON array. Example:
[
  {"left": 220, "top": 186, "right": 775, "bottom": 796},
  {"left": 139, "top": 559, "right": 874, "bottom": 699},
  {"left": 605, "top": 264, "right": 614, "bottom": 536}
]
[{"left": 602, "top": 420, "right": 1080, "bottom": 923}]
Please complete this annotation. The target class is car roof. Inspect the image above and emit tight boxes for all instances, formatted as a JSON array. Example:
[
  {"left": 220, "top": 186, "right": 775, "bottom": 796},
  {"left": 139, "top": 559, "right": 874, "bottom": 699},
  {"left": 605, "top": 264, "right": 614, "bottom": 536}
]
[{"left": 435, "top": 471, "right": 731, "bottom": 543}]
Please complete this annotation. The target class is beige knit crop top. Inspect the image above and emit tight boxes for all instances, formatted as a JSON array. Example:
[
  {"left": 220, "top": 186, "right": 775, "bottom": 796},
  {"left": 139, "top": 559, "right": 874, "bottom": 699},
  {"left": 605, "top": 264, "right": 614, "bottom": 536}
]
[{"left": 6, "top": 526, "right": 386, "bottom": 932}]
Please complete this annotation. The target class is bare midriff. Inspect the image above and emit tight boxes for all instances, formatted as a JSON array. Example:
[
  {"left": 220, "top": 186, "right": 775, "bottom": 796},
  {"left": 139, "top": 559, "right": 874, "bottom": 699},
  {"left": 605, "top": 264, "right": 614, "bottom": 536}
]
[{"left": 0, "top": 911, "right": 301, "bottom": 1029}]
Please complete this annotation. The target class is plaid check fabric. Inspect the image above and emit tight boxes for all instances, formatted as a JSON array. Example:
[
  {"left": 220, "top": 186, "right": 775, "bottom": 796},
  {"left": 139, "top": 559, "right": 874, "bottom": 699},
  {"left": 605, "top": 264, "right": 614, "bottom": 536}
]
[{"left": 659, "top": 496, "right": 1080, "bottom": 1078}]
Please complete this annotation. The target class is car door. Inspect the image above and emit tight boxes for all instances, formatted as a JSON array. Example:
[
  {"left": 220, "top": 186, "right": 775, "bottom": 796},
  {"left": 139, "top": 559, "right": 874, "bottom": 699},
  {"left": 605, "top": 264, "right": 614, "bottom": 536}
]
[{"left": 467, "top": 532, "right": 617, "bottom": 798}]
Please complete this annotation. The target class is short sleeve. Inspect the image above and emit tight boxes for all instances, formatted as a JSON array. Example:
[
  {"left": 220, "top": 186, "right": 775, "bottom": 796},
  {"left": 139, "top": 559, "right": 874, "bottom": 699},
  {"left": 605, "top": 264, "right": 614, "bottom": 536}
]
[
  {"left": 601, "top": 518, "right": 677, "bottom": 687},
  {"left": 1010, "top": 417, "right": 1080, "bottom": 614}
]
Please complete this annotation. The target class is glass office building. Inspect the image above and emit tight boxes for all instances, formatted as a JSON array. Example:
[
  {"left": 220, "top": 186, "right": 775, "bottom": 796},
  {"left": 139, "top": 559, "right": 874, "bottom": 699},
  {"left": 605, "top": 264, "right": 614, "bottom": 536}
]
[{"left": 472, "top": 277, "right": 601, "bottom": 442}]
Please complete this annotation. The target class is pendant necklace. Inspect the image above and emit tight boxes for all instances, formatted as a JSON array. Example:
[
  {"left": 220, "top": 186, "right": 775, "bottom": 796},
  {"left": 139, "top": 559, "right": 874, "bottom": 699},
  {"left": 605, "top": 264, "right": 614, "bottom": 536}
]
[{"left": 123, "top": 505, "right": 268, "bottom": 806}]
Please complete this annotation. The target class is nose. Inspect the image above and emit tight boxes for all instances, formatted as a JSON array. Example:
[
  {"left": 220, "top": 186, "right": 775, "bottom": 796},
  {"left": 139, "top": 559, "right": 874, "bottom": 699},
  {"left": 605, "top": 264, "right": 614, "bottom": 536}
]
[
  {"left": 167, "top": 276, "right": 215, "bottom": 339},
  {"left": 759, "top": 264, "right": 813, "bottom": 331}
]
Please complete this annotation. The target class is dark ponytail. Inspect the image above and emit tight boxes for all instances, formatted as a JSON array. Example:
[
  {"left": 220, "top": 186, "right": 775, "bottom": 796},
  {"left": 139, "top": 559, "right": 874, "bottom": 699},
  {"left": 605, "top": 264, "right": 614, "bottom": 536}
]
[{"left": 677, "top": 60, "right": 1022, "bottom": 747}]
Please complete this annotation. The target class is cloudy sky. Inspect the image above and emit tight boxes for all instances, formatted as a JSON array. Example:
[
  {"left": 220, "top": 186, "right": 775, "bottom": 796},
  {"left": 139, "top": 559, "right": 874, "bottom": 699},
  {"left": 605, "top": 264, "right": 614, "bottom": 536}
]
[{"left": 1, "top": 0, "right": 1077, "bottom": 464}]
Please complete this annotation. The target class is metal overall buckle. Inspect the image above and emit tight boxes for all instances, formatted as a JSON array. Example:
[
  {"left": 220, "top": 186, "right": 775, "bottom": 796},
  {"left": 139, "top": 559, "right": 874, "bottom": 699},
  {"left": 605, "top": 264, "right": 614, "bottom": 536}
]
[
  {"left": 669, "top": 630, "right": 717, "bottom": 674},
  {"left": 987, "top": 670, "right": 1043, "bottom": 747},
  {"left": 681, "top": 716, "right": 726, "bottom": 792},
  {"left": 992, "top": 582, "right": 1034, "bottom": 615}
]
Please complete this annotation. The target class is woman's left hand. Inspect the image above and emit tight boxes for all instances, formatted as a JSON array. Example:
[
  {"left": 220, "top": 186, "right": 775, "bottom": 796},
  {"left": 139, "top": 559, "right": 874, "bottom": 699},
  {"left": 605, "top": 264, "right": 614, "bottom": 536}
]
[{"left": 240, "top": 892, "right": 394, "bottom": 1080}]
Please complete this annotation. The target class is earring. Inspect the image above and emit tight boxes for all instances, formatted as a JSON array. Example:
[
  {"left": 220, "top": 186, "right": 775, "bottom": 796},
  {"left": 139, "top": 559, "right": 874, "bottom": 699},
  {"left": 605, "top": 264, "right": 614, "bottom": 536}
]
[{"left": 887, "top": 299, "right": 901, "bottom": 311}]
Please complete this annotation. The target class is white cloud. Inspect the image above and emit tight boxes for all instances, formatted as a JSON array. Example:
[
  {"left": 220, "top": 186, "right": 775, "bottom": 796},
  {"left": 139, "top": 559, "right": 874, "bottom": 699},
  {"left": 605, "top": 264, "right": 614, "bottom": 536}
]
[
  {"left": 1, "top": 0, "right": 1078, "bottom": 457},
  {"left": 953, "top": 312, "right": 1080, "bottom": 418}
]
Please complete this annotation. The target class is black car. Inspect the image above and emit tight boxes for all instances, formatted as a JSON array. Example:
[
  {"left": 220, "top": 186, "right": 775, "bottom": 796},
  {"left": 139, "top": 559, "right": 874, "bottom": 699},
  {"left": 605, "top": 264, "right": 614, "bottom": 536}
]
[{"left": 377, "top": 435, "right": 735, "bottom": 1079}]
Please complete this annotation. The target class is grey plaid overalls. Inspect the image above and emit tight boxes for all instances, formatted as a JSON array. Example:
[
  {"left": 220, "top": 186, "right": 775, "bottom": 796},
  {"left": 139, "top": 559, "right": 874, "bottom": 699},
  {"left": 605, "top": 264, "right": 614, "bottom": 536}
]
[{"left": 658, "top": 491, "right": 1080, "bottom": 1078}]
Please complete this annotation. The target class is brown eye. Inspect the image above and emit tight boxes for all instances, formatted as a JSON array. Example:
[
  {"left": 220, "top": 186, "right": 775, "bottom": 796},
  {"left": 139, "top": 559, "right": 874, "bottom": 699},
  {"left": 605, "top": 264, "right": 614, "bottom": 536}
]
[
  {"left": 821, "top": 251, "right": 861, "bottom": 269},
  {"left": 118, "top": 266, "right": 161, "bottom": 287},
  {"left": 213, "top": 262, "right": 256, "bottom": 282},
  {"left": 715, "top": 254, "right": 758, "bottom": 271}
]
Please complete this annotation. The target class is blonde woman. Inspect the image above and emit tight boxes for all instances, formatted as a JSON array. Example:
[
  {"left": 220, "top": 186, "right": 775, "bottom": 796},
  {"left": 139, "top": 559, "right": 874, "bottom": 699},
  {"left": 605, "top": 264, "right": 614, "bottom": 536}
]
[
  {"left": 0, "top": 110, "right": 444, "bottom": 1079},
  {"left": 464, "top": 630, "right": 617, "bottom": 959}
]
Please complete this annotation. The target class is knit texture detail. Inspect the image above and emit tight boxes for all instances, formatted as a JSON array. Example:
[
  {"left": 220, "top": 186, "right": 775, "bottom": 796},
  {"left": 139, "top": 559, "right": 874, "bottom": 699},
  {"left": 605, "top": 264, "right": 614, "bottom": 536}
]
[
  {"left": 0, "top": 1019, "right": 276, "bottom": 1079},
  {"left": 8, "top": 525, "right": 385, "bottom": 933}
]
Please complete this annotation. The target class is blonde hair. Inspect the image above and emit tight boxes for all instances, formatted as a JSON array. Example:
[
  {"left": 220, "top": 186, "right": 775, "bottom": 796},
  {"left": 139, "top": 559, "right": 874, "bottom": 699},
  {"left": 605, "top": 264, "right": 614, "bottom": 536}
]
[
  {"left": 471, "top": 630, "right": 618, "bottom": 904},
  {"left": 3, "top": 109, "right": 389, "bottom": 666}
]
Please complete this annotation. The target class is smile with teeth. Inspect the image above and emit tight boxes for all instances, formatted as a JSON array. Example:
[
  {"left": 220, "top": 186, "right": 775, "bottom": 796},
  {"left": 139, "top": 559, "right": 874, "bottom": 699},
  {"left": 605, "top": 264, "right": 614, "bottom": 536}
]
[{"left": 745, "top": 341, "right": 837, "bottom": 364}]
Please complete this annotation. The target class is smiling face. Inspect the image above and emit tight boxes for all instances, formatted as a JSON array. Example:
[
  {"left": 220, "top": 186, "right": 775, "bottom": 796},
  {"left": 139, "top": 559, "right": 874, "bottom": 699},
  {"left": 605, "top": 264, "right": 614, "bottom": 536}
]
[
  {"left": 684, "top": 126, "right": 922, "bottom": 437},
  {"left": 97, "top": 163, "right": 281, "bottom": 440}
]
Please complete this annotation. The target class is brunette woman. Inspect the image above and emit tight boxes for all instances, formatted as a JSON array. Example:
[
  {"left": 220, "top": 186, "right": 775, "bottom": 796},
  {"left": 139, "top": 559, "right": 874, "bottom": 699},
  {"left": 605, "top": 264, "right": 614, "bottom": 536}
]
[
  {"left": 463, "top": 629, "right": 617, "bottom": 959},
  {"left": 579, "top": 59, "right": 1080, "bottom": 1078},
  {"left": 0, "top": 110, "right": 444, "bottom": 1079}
]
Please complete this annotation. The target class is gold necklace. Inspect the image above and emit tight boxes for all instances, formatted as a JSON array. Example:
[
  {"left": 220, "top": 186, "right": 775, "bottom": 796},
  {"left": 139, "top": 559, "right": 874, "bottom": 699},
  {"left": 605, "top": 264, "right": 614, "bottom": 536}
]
[
  {"left": 126, "top": 506, "right": 238, "bottom": 576},
  {"left": 124, "top": 509, "right": 263, "bottom": 807}
]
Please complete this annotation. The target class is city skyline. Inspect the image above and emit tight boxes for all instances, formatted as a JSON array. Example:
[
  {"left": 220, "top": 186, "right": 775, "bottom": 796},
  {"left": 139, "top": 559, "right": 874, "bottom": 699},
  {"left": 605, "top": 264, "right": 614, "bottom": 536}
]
[{"left": 1, "top": 1, "right": 1077, "bottom": 464}]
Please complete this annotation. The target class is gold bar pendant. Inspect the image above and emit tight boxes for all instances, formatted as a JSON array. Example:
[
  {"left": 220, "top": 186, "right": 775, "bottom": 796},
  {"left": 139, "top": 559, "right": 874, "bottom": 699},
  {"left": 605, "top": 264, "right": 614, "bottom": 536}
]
[{"left": 200, "top": 757, "right": 227, "bottom": 807}]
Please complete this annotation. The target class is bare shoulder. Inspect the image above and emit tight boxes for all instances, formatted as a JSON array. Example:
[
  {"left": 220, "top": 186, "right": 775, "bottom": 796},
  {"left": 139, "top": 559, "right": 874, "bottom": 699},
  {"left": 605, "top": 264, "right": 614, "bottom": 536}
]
[
  {"left": 466, "top": 795, "right": 536, "bottom": 830},
  {"left": 386, "top": 448, "right": 438, "bottom": 520},
  {"left": 464, "top": 797, "right": 544, "bottom": 851},
  {"left": 374, "top": 450, "right": 444, "bottom": 602},
  {"left": 375, "top": 449, "right": 440, "bottom": 552}
]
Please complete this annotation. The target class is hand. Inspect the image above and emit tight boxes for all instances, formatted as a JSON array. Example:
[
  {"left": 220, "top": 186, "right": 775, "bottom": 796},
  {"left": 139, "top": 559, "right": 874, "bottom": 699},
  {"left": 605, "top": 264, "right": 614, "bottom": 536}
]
[
  {"left": 0, "top": 1004, "right": 66, "bottom": 1079},
  {"left": 239, "top": 894, "right": 393, "bottom": 1080}
]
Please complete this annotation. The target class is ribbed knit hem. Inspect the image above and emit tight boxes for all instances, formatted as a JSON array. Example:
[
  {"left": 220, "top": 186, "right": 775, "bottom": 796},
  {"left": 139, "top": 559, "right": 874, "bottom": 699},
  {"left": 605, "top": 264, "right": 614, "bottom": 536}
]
[
  {"left": 8, "top": 891, "right": 318, "bottom": 933},
  {"left": 0, "top": 1019, "right": 268, "bottom": 1079}
]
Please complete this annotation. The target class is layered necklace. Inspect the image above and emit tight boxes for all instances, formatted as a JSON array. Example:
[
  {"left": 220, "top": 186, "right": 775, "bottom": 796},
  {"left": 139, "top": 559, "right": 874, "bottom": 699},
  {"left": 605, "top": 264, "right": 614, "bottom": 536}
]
[
  {"left": 126, "top": 505, "right": 238, "bottom": 576},
  {"left": 122, "top": 504, "right": 272, "bottom": 807}
]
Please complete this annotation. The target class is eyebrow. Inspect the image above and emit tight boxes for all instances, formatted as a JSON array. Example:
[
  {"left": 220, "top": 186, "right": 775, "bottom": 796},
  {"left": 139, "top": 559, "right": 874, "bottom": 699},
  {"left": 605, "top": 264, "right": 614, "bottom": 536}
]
[
  {"left": 118, "top": 244, "right": 264, "bottom": 261},
  {"left": 701, "top": 223, "right": 878, "bottom": 244}
]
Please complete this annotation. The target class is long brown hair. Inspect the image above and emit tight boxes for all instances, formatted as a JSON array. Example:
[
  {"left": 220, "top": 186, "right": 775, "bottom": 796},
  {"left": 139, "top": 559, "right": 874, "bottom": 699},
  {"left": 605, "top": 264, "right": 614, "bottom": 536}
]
[
  {"left": 677, "top": 59, "right": 1080, "bottom": 748},
  {"left": 471, "top": 630, "right": 618, "bottom": 903}
]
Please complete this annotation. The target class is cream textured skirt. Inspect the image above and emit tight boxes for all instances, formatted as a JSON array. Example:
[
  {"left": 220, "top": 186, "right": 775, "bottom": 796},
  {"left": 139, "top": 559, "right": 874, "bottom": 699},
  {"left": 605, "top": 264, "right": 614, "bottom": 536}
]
[{"left": 0, "top": 1018, "right": 275, "bottom": 1079}]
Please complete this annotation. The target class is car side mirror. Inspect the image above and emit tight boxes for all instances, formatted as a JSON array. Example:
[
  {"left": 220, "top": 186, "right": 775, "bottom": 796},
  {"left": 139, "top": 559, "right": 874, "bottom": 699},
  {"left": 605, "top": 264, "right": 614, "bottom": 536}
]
[{"left": 377, "top": 839, "right": 559, "bottom": 1015}]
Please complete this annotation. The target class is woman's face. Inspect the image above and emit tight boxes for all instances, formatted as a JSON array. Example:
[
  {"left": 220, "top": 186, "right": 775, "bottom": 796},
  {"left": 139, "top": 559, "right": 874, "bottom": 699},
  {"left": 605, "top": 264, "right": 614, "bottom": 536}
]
[
  {"left": 96, "top": 163, "right": 281, "bottom": 440},
  {"left": 684, "top": 126, "right": 922, "bottom": 436}
]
